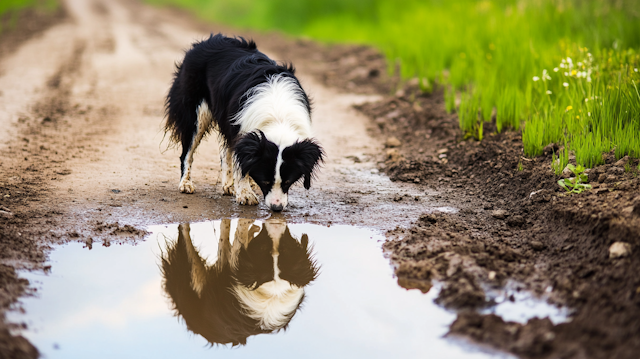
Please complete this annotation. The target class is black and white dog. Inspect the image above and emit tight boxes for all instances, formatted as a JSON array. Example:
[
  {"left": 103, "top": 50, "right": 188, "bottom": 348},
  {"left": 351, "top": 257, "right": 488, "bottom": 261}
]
[
  {"left": 161, "top": 220, "right": 318, "bottom": 346},
  {"left": 164, "top": 34, "right": 324, "bottom": 211}
]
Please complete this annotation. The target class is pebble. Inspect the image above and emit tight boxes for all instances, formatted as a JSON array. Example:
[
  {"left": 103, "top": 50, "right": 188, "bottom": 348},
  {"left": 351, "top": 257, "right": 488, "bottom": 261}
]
[
  {"left": 614, "top": 156, "right": 629, "bottom": 167},
  {"left": 507, "top": 215, "right": 525, "bottom": 227},
  {"left": 562, "top": 165, "right": 573, "bottom": 178},
  {"left": 385, "top": 136, "right": 402, "bottom": 148},
  {"left": 598, "top": 173, "right": 607, "bottom": 183},
  {"left": 608, "top": 166, "right": 624, "bottom": 175},
  {"left": 386, "top": 148, "right": 401, "bottom": 161},
  {"left": 530, "top": 240, "right": 545, "bottom": 251},
  {"left": 609, "top": 242, "right": 632, "bottom": 259},
  {"left": 491, "top": 209, "right": 509, "bottom": 219},
  {"left": 0, "top": 210, "right": 13, "bottom": 219}
]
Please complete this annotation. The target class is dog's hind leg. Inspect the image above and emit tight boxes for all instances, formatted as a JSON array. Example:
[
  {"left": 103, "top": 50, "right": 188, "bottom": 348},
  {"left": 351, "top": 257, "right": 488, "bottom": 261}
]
[
  {"left": 179, "top": 100, "right": 213, "bottom": 194},
  {"left": 220, "top": 145, "right": 235, "bottom": 195}
]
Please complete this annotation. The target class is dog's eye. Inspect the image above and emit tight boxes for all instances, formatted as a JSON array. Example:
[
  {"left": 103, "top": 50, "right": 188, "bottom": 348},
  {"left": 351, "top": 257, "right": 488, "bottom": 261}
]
[
  {"left": 283, "top": 180, "right": 291, "bottom": 185},
  {"left": 261, "top": 181, "right": 272, "bottom": 186}
]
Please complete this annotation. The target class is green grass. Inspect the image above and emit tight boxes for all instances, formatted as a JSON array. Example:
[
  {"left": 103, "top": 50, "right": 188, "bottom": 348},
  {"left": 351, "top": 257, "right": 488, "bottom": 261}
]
[
  {"left": 0, "top": 0, "right": 58, "bottom": 34},
  {"left": 146, "top": 0, "right": 640, "bottom": 169}
]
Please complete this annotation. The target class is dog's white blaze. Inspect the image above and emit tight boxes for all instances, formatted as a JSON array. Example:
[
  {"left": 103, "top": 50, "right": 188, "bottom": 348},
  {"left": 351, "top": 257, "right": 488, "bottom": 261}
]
[
  {"left": 264, "top": 148, "right": 288, "bottom": 208},
  {"left": 233, "top": 221, "right": 302, "bottom": 330},
  {"left": 231, "top": 74, "right": 312, "bottom": 148}
]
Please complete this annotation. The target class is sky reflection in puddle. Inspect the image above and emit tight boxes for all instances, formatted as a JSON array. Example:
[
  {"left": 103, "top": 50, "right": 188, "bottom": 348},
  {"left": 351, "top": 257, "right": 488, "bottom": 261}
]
[{"left": 10, "top": 220, "right": 527, "bottom": 359}]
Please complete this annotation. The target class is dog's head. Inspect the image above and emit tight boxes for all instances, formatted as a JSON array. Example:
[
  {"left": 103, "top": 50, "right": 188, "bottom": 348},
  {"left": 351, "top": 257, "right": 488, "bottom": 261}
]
[{"left": 234, "top": 131, "right": 324, "bottom": 212}]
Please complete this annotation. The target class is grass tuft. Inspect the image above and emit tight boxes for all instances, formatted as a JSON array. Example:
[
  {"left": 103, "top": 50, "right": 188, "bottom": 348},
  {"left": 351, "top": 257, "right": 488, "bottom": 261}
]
[{"left": 146, "top": 0, "right": 640, "bottom": 167}]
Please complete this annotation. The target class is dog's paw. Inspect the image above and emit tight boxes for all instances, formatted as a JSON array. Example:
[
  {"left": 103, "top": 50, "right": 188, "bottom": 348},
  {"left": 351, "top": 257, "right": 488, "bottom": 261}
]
[
  {"left": 235, "top": 189, "right": 259, "bottom": 206},
  {"left": 179, "top": 179, "right": 195, "bottom": 194},
  {"left": 222, "top": 182, "right": 235, "bottom": 196}
]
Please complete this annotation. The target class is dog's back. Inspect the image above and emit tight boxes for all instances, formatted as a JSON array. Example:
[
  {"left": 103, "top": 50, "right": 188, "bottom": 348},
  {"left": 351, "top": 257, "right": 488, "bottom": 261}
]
[{"left": 164, "top": 34, "right": 299, "bottom": 148}]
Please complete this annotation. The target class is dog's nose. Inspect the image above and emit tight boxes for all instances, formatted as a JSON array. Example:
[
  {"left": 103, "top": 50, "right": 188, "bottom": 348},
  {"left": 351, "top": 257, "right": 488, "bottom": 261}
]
[{"left": 270, "top": 203, "right": 284, "bottom": 212}]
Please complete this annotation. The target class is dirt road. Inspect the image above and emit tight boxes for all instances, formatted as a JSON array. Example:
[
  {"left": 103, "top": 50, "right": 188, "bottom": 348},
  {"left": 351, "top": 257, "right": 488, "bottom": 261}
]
[
  {"left": 2, "top": 1, "right": 640, "bottom": 358},
  {"left": 0, "top": 1, "right": 437, "bottom": 355},
  {"left": 1, "top": 0, "right": 433, "bottom": 233}
]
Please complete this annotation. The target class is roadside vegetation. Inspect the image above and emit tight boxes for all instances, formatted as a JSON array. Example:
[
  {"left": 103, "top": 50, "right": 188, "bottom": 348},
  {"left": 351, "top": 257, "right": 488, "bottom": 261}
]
[
  {"left": 147, "top": 0, "right": 640, "bottom": 169},
  {"left": 0, "top": 0, "right": 58, "bottom": 33}
]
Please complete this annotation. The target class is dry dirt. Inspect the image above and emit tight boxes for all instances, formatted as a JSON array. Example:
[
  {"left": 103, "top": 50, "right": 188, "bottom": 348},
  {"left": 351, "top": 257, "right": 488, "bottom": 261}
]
[{"left": 1, "top": 1, "right": 640, "bottom": 359}]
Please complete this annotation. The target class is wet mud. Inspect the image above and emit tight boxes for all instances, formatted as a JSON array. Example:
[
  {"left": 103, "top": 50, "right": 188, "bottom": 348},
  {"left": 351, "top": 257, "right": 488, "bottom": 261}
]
[
  {"left": 354, "top": 70, "right": 640, "bottom": 358},
  {"left": 0, "top": 0, "right": 639, "bottom": 358}
]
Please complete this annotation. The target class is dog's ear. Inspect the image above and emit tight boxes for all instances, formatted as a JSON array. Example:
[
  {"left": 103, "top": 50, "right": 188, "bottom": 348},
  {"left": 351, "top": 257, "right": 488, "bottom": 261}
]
[
  {"left": 278, "top": 228, "right": 319, "bottom": 288},
  {"left": 282, "top": 139, "right": 324, "bottom": 190},
  {"left": 234, "top": 131, "right": 272, "bottom": 177}
]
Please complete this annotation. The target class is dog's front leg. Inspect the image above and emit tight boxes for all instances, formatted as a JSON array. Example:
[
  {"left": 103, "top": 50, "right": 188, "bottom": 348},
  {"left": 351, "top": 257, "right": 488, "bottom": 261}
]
[
  {"left": 233, "top": 166, "right": 259, "bottom": 206},
  {"left": 220, "top": 146, "right": 235, "bottom": 195}
]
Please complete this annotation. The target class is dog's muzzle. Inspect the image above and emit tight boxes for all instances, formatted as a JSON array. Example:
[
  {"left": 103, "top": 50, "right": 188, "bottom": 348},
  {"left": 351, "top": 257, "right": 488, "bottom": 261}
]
[{"left": 270, "top": 203, "right": 284, "bottom": 212}]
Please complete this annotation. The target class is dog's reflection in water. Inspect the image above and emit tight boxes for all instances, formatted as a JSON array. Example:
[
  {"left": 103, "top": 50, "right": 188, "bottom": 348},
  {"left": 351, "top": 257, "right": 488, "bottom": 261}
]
[{"left": 161, "top": 219, "right": 319, "bottom": 346}]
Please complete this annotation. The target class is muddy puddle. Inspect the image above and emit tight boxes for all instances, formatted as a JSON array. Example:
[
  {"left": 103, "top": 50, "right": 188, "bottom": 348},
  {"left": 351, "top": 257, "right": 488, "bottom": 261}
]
[{"left": 9, "top": 219, "right": 567, "bottom": 358}]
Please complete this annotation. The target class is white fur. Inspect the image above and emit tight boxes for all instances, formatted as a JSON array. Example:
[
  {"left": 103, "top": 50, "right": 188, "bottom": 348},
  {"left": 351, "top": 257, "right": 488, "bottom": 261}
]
[
  {"left": 179, "top": 100, "right": 213, "bottom": 194},
  {"left": 231, "top": 74, "right": 312, "bottom": 147},
  {"left": 229, "top": 74, "right": 314, "bottom": 207},
  {"left": 233, "top": 277, "right": 303, "bottom": 331},
  {"left": 264, "top": 149, "right": 287, "bottom": 208},
  {"left": 232, "top": 220, "right": 302, "bottom": 330}
]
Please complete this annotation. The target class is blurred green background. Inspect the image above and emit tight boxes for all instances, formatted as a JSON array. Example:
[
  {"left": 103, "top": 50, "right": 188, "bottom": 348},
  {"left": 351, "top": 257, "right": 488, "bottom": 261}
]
[{"left": 21, "top": 0, "right": 640, "bottom": 169}]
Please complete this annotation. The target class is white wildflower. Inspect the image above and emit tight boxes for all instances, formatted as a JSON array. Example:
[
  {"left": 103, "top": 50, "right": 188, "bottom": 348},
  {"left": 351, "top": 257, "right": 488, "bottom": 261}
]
[
  {"left": 587, "top": 76, "right": 592, "bottom": 82},
  {"left": 577, "top": 62, "right": 583, "bottom": 67},
  {"left": 546, "top": 90, "right": 552, "bottom": 95},
  {"left": 533, "top": 76, "right": 540, "bottom": 82},
  {"left": 563, "top": 82, "right": 569, "bottom": 87},
  {"left": 588, "top": 112, "right": 591, "bottom": 117},
  {"left": 564, "top": 72, "right": 569, "bottom": 76},
  {"left": 542, "top": 69, "right": 551, "bottom": 81},
  {"left": 560, "top": 63, "right": 566, "bottom": 68},
  {"left": 554, "top": 67, "right": 559, "bottom": 72},
  {"left": 635, "top": 68, "right": 638, "bottom": 72},
  {"left": 567, "top": 57, "right": 572, "bottom": 64}
]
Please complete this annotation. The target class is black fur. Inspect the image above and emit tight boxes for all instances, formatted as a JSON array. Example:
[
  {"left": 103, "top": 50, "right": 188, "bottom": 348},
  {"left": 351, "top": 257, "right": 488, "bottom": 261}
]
[
  {"left": 164, "top": 33, "right": 323, "bottom": 208},
  {"left": 281, "top": 139, "right": 325, "bottom": 190},
  {"left": 164, "top": 34, "right": 310, "bottom": 175},
  {"left": 161, "top": 222, "right": 319, "bottom": 346}
]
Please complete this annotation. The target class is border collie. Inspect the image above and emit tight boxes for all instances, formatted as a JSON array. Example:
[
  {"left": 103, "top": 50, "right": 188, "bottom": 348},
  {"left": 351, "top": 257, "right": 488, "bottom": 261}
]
[
  {"left": 161, "top": 220, "right": 318, "bottom": 346},
  {"left": 164, "top": 34, "right": 324, "bottom": 211}
]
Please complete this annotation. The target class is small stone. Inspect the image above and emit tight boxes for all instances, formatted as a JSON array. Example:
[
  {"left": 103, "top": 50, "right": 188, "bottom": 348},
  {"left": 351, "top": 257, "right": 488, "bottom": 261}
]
[
  {"left": 614, "top": 156, "right": 629, "bottom": 167},
  {"left": 491, "top": 209, "right": 509, "bottom": 219},
  {"left": 385, "top": 137, "right": 402, "bottom": 148},
  {"left": 386, "top": 148, "right": 401, "bottom": 161},
  {"left": 562, "top": 165, "right": 573, "bottom": 178},
  {"left": 608, "top": 166, "right": 624, "bottom": 176},
  {"left": 605, "top": 175, "right": 617, "bottom": 183},
  {"left": 530, "top": 189, "right": 551, "bottom": 203},
  {"left": 598, "top": 173, "right": 607, "bottom": 183},
  {"left": 609, "top": 242, "right": 632, "bottom": 259},
  {"left": 488, "top": 271, "right": 497, "bottom": 280},
  {"left": 506, "top": 215, "right": 525, "bottom": 227},
  {"left": 543, "top": 143, "right": 559, "bottom": 156},
  {"left": 437, "top": 148, "right": 449, "bottom": 155},
  {"left": 0, "top": 210, "right": 13, "bottom": 219},
  {"left": 622, "top": 206, "right": 635, "bottom": 216},
  {"left": 530, "top": 240, "right": 545, "bottom": 251}
]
